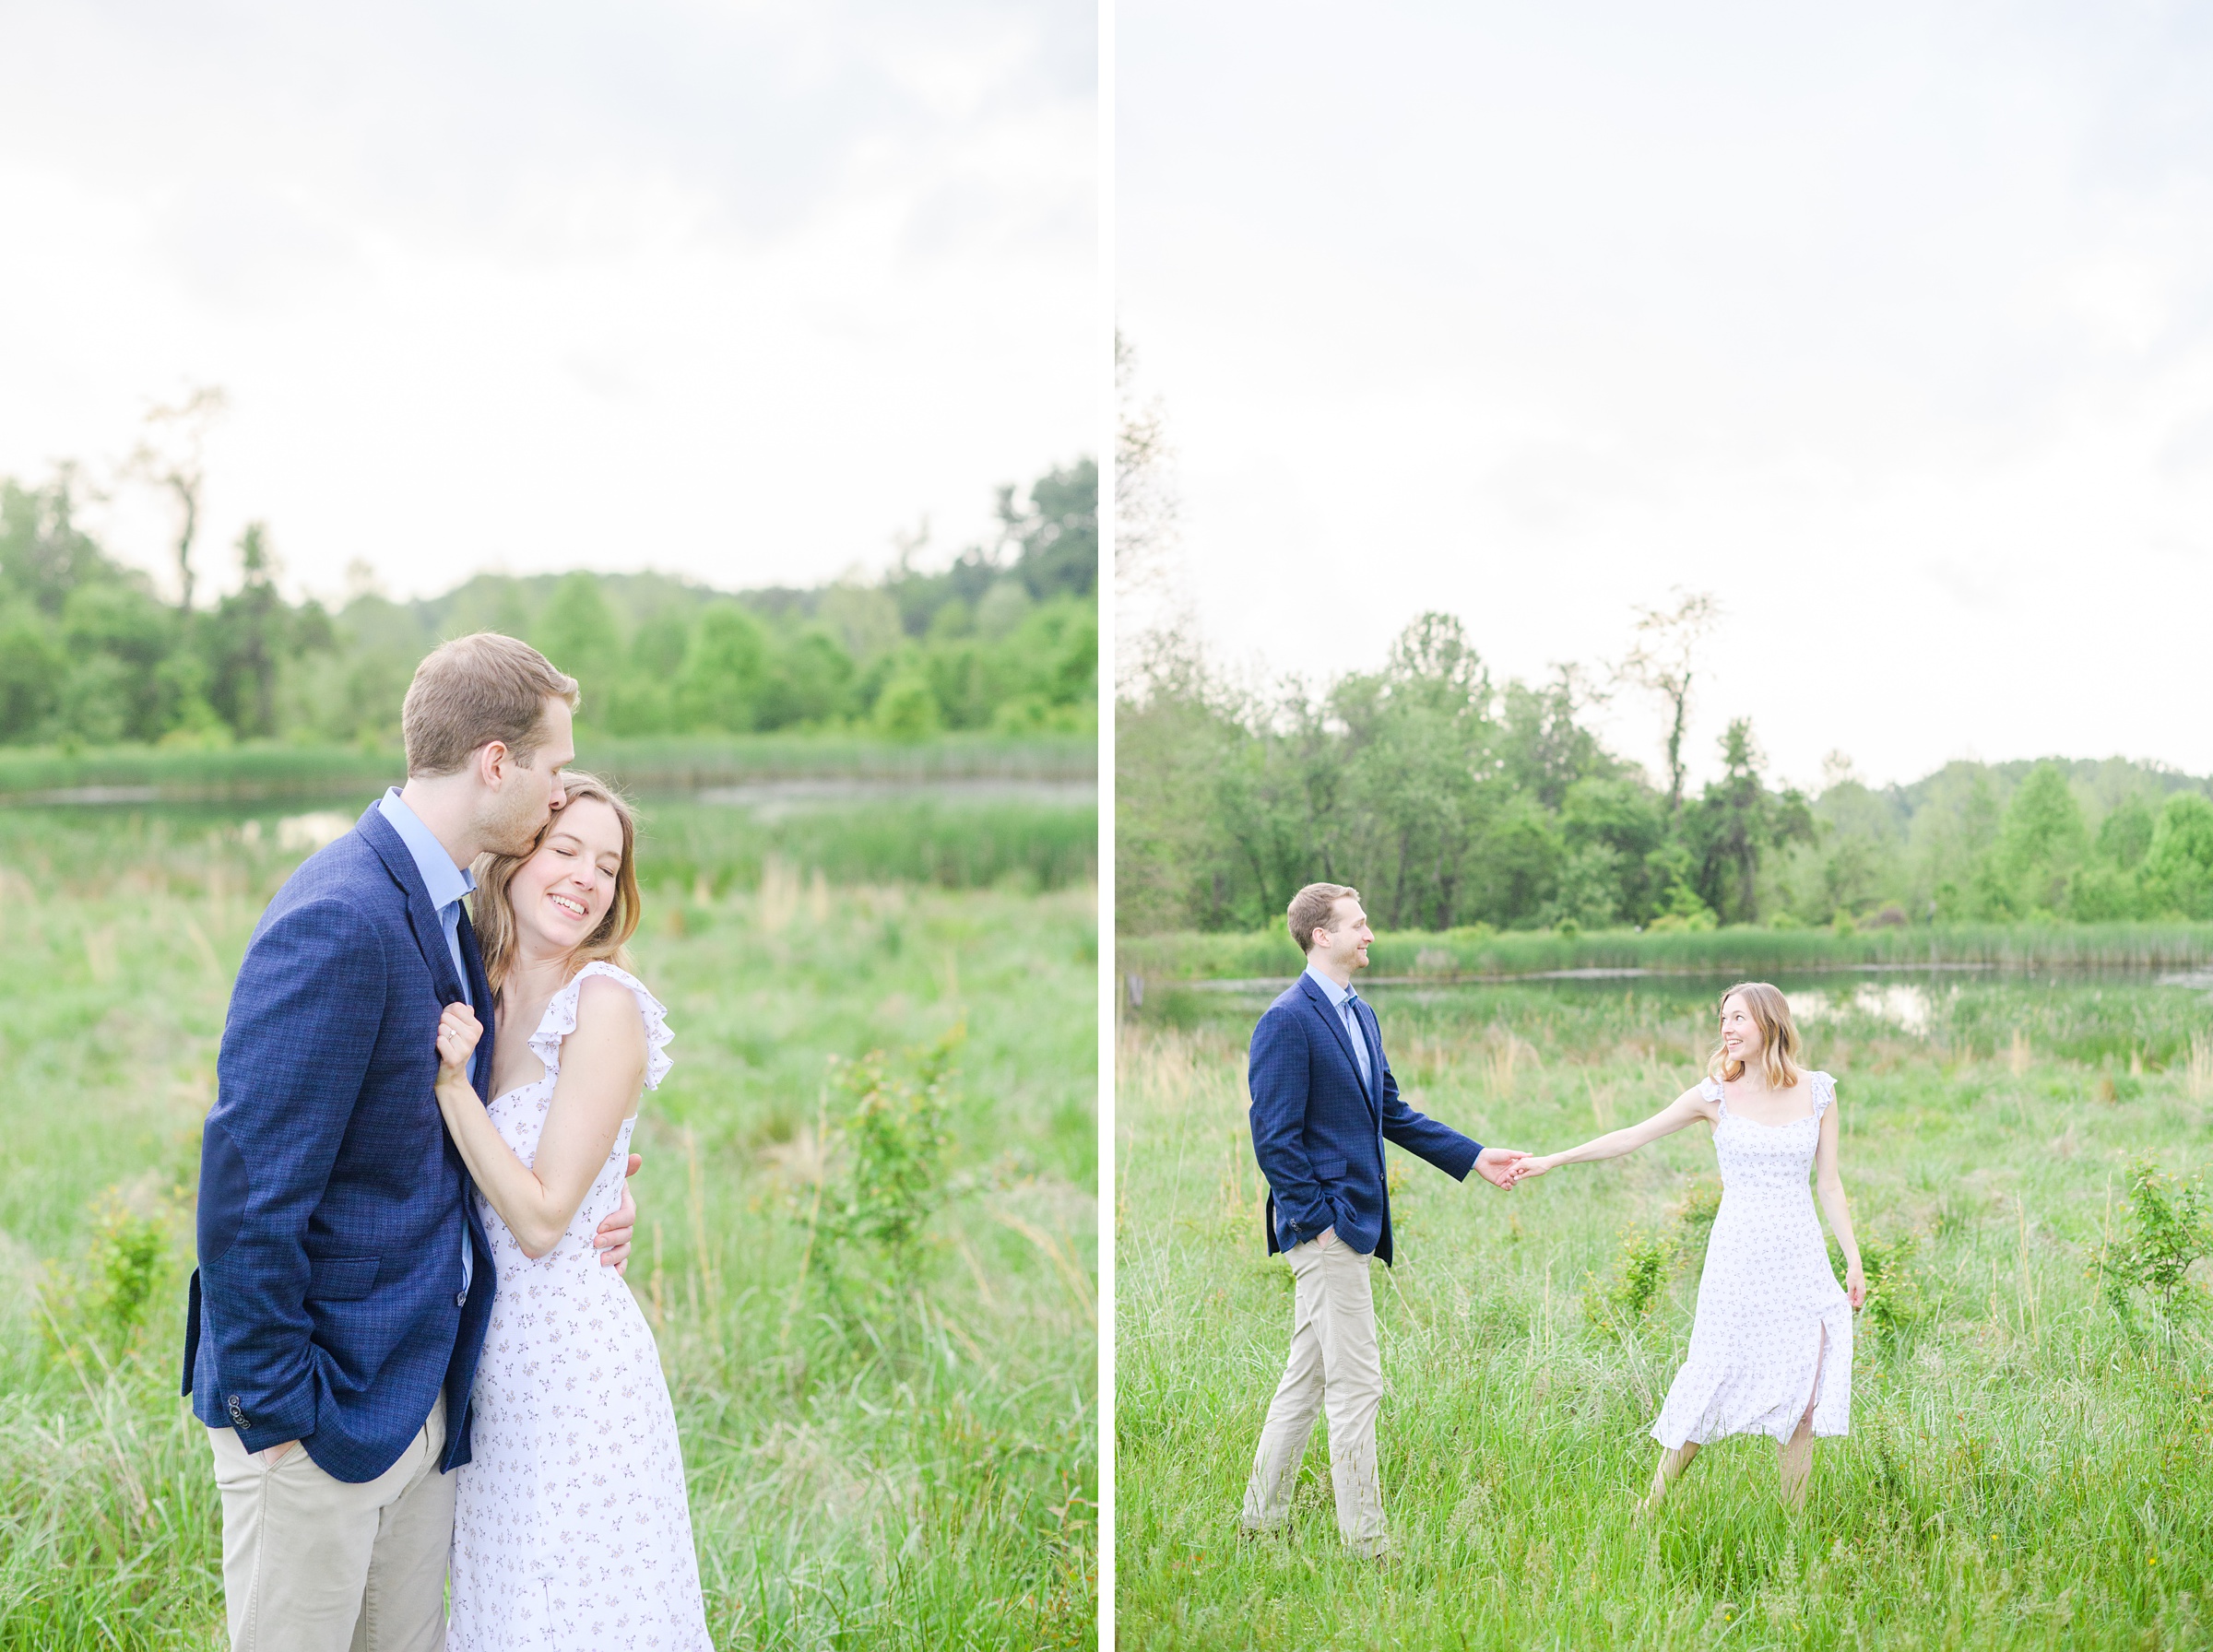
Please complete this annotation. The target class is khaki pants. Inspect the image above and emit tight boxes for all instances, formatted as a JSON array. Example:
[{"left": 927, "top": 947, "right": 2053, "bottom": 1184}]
[
  {"left": 207, "top": 1396, "right": 455, "bottom": 1652},
  {"left": 1240, "top": 1232, "right": 1388, "bottom": 1552}
]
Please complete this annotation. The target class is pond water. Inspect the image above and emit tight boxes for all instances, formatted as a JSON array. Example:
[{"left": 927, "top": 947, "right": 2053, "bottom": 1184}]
[{"left": 1159, "top": 964, "right": 2213, "bottom": 1068}]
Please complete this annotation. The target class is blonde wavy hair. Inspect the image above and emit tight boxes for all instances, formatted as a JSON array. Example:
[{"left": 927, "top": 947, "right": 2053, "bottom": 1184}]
[
  {"left": 469, "top": 771, "right": 643, "bottom": 997},
  {"left": 1708, "top": 981, "right": 1805, "bottom": 1090}
]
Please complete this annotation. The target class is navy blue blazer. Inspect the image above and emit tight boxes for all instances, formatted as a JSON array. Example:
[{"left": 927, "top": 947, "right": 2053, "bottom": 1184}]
[
  {"left": 1248, "top": 973, "right": 1482, "bottom": 1266},
  {"left": 183, "top": 802, "right": 498, "bottom": 1483}
]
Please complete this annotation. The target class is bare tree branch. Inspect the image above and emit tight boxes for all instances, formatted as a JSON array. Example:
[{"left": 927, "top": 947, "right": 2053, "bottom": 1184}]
[
  {"left": 1615, "top": 589, "right": 1719, "bottom": 813},
  {"left": 127, "top": 385, "right": 229, "bottom": 612}
]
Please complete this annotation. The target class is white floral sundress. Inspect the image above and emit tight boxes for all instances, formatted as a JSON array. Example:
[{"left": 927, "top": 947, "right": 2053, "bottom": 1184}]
[
  {"left": 448, "top": 962, "right": 710, "bottom": 1650},
  {"left": 1651, "top": 1071, "right": 1853, "bottom": 1449}
]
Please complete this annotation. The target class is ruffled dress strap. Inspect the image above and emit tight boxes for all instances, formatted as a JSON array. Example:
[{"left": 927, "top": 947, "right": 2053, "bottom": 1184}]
[
  {"left": 1699, "top": 1076, "right": 1726, "bottom": 1111},
  {"left": 1809, "top": 1070, "right": 1836, "bottom": 1117},
  {"left": 527, "top": 960, "right": 675, "bottom": 1090}
]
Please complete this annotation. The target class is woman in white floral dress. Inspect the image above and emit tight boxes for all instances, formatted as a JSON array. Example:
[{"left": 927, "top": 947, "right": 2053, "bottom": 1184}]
[
  {"left": 432, "top": 773, "right": 711, "bottom": 1648},
  {"left": 1517, "top": 982, "right": 1866, "bottom": 1511}
]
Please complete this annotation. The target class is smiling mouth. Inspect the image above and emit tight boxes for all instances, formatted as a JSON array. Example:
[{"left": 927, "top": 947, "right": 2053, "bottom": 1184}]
[{"left": 549, "top": 893, "right": 588, "bottom": 918}]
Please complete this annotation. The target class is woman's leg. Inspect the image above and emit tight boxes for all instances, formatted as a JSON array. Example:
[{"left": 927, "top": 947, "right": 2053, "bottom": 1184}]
[
  {"left": 1640, "top": 1442, "right": 1698, "bottom": 1513},
  {"left": 1778, "top": 1324, "right": 1828, "bottom": 1510}
]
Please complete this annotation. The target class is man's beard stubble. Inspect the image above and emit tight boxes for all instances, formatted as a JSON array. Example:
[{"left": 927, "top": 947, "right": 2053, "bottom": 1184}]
[{"left": 480, "top": 767, "right": 553, "bottom": 857}]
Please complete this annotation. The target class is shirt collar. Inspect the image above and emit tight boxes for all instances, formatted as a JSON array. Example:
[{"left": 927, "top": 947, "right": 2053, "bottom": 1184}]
[
  {"left": 378, "top": 787, "right": 477, "bottom": 912},
  {"left": 1303, "top": 961, "right": 1355, "bottom": 1009}
]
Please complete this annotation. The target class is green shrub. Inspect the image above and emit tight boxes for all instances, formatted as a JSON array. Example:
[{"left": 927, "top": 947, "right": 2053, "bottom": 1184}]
[
  {"left": 1831, "top": 1229, "right": 1928, "bottom": 1346},
  {"left": 37, "top": 1189, "right": 170, "bottom": 1365},
  {"left": 822, "top": 1022, "right": 964, "bottom": 1277},
  {"left": 1670, "top": 1177, "right": 1722, "bottom": 1276},
  {"left": 2095, "top": 1156, "right": 2212, "bottom": 1320},
  {"left": 1583, "top": 1225, "right": 1672, "bottom": 1334}
]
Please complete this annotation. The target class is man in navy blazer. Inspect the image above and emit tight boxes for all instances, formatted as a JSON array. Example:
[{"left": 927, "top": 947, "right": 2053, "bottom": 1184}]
[
  {"left": 183, "top": 634, "right": 640, "bottom": 1652},
  {"left": 1239, "top": 881, "right": 1526, "bottom": 1557}
]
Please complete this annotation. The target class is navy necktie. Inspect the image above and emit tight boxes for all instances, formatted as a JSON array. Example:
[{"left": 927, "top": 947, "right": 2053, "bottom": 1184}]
[{"left": 1342, "top": 989, "right": 1372, "bottom": 1090}]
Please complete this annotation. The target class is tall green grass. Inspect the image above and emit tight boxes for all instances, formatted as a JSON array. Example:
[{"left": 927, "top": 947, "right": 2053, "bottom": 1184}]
[
  {"left": 1117, "top": 979, "right": 2213, "bottom": 1648},
  {"left": 0, "top": 732, "right": 1095, "bottom": 804},
  {"left": 1119, "top": 921, "right": 2213, "bottom": 984},
  {"left": 0, "top": 832, "right": 1097, "bottom": 1647}
]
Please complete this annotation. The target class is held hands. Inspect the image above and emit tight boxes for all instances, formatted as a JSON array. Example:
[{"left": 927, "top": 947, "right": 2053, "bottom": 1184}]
[
  {"left": 1506, "top": 1153, "right": 1558, "bottom": 1186},
  {"left": 435, "top": 1002, "right": 483, "bottom": 1087},
  {"left": 1473, "top": 1146, "right": 1531, "bottom": 1191}
]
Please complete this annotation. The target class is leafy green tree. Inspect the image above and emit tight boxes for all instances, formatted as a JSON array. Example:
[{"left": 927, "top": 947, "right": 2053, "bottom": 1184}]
[
  {"left": 758, "top": 630, "right": 858, "bottom": 729},
  {"left": 1336, "top": 614, "right": 1499, "bottom": 929},
  {"left": 0, "top": 601, "right": 63, "bottom": 737},
  {"left": 1688, "top": 720, "right": 1813, "bottom": 923},
  {"left": 59, "top": 582, "right": 175, "bottom": 741},
  {"left": 1781, "top": 764, "right": 1909, "bottom": 926},
  {"left": 2140, "top": 794, "right": 2213, "bottom": 919},
  {"left": 678, "top": 606, "right": 769, "bottom": 732},
  {"left": 0, "top": 454, "right": 1095, "bottom": 749},
  {"left": 1499, "top": 672, "right": 1617, "bottom": 811},
  {"left": 535, "top": 572, "right": 622, "bottom": 724},
  {"left": 1000, "top": 458, "right": 1098, "bottom": 601},
  {"left": 1560, "top": 778, "right": 1670, "bottom": 924},
  {"left": 204, "top": 523, "right": 326, "bottom": 739},
  {"left": 0, "top": 474, "right": 110, "bottom": 615},
  {"left": 2097, "top": 795, "right": 2157, "bottom": 869},
  {"left": 1990, "top": 761, "right": 2089, "bottom": 915},
  {"left": 873, "top": 667, "right": 941, "bottom": 740}
]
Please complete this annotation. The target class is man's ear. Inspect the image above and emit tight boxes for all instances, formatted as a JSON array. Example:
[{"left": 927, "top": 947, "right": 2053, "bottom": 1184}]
[{"left": 477, "top": 740, "right": 509, "bottom": 785}]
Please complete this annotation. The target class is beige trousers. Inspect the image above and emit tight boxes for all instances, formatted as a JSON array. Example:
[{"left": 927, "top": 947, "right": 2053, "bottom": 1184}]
[
  {"left": 206, "top": 1396, "right": 455, "bottom": 1652},
  {"left": 1240, "top": 1232, "right": 1388, "bottom": 1552}
]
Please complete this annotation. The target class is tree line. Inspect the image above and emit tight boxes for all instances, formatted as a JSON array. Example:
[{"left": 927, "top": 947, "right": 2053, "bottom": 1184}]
[
  {"left": 1117, "top": 609, "right": 2213, "bottom": 935},
  {"left": 0, "top": 461, "right": 1095, "bottom": 750}
]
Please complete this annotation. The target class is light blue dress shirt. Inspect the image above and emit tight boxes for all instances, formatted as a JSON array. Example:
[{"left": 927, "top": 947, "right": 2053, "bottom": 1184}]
[
  {"left": 377, "top": 787, "right": 479, "bottom": 1292},
  {"left": 1304, "top": 962, "right": 1372, "bottom": 1093}
]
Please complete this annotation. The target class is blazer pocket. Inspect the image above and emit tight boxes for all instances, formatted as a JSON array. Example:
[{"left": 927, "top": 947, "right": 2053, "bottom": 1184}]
[
  {"left": 1312, "top": 1154, "right": 1347, "bottom": 1182},
  {"left": 305, "top": 1256, "right": 381, "bottom": 1302}
]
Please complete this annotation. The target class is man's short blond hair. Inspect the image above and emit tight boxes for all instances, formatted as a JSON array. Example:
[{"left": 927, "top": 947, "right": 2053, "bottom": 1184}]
[
  {"left": 401, "top": 632, "right": 579, "bottom": 778},
  {"left": 1287, "top": 882, "right": 1360, "bottom": 954}
]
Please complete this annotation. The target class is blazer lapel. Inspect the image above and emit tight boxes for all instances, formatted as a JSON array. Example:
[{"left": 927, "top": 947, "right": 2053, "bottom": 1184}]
[
  {"left": 356, "top": 806, "right": 467, "bottom": 1007},
  {"left": 1354, "top": 997, "right": 1382, "bottom": 1098},
  {"left": 1299, "top": 974, "right": 1375, "bottom": 1111}
]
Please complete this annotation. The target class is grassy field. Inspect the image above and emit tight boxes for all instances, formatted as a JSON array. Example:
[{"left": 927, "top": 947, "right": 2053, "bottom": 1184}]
[
  {"left": 0, "top": 732, "right": 1095, "bottom": 804},
  {"left": 0, "top": 810, "right": 1097, "bottom": 1649},
  {"left": 1118, "top": 923, "right": 2213, "bottom": 985},
  {"left": 1117, "top": 974, "right": 2213, "bottom": 1649}
]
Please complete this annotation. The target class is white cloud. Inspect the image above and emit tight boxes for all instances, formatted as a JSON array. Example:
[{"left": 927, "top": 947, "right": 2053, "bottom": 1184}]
[
  {"left": 1121, "top": 0, "right": 2213, "bottom": 786},
  {"left": 0, "top": 0, "right": 1096, "bottom": 605}
]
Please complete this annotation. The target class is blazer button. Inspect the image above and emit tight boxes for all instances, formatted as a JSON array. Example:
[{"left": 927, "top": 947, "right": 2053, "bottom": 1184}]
[
  {"left": 227, "top": 1395, "right": 248, "bottom": 1426},
  {"left": 456, "top": 1290, "right": 467, "bottom": 1307}
]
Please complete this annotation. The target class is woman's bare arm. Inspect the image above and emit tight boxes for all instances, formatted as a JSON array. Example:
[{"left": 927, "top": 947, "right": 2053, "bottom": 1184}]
[
  {"left": 1515, "top": 1085, "right": 1715, "bottom": 1179},
  {"left": 434, "top": 977, "right": 646, "bottom": 1258},
  {"left": 1814, "top": 1095, "right": 1866, "bottom": 1308}
]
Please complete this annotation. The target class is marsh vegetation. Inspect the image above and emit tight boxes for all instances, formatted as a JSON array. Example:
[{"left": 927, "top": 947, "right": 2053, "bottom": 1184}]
[
  {"left": 0, "top": 801, "right": 1097, "bottom": 1649},
  {"left": 1117, "top": 974, "right": 2213, "bottom": 1648}
]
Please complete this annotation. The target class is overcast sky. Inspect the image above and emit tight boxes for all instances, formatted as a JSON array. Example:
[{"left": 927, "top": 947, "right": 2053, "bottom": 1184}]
[
  {"left": 1120, "top": 2, "right": 2213, "bottom": 791},
  {"left": 0, "top": 0, "right": 1095, "bottom": 607}
]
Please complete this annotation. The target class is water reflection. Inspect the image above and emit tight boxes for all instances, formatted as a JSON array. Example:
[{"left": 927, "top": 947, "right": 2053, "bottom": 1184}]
[{"left": 1786, "top": 983, "right": 1934, "bottom": 1034}]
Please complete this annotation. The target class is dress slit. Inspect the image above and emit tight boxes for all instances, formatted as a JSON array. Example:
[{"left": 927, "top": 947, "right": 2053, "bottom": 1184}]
[{"left": 1799, "top": 1321, "right": 1828, "bottom": 1423}]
